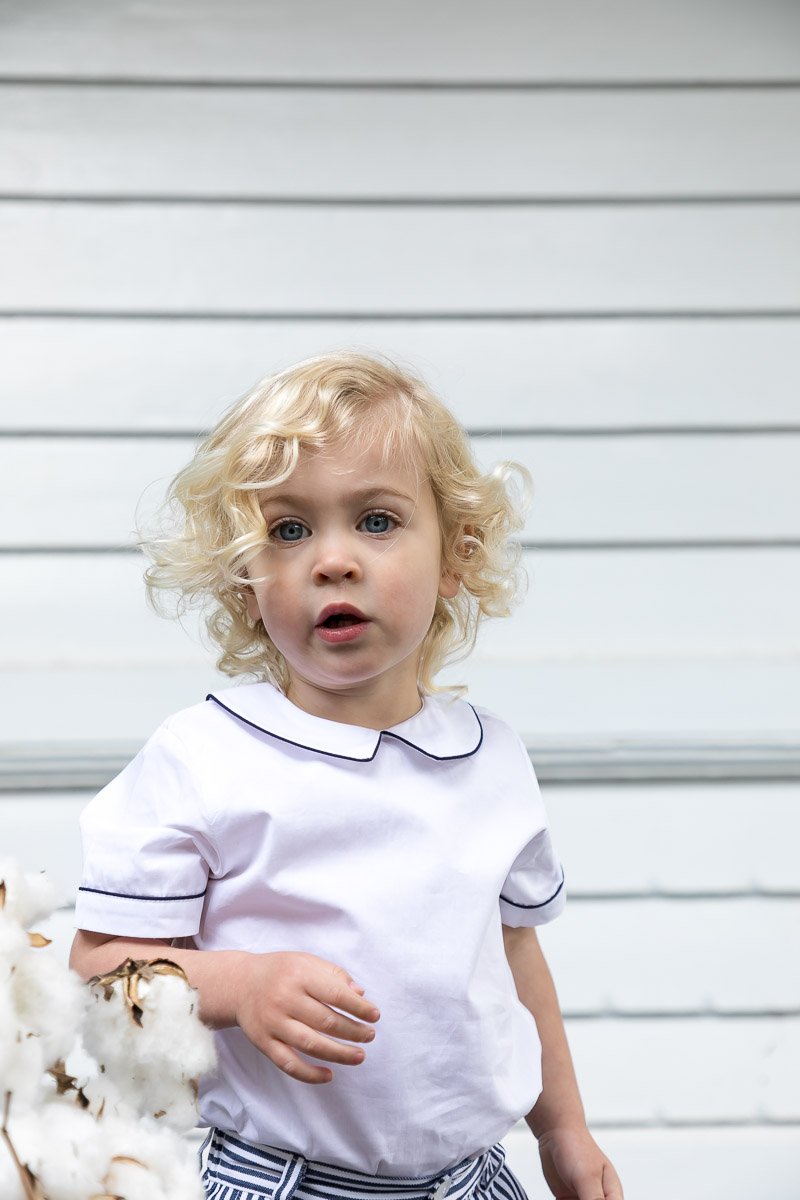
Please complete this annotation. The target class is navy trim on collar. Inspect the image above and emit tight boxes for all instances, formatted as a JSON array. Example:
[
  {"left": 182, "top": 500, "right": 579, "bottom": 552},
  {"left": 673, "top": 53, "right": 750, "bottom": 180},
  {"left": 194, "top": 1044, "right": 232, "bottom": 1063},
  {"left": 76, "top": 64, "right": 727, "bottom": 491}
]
[{"left": 205, "top": 686, "right": 484, "bottom": 763}]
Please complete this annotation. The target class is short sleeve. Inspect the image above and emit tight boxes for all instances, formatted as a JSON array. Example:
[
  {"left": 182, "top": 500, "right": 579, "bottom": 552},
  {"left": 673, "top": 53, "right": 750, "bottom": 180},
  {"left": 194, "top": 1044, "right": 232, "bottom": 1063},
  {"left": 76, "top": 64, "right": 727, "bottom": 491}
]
[
  {"left": 499, "top": 743, "right": 565, "bottom": 928},
  {"left": 74, "top": 722, "right": 217, "bottom": 938}
]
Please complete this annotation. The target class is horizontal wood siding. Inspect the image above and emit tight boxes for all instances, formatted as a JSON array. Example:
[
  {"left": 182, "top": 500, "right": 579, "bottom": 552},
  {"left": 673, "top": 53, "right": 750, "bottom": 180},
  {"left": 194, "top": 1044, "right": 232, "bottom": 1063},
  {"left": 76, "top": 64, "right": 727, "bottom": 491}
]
[
  {"left": 1, "top": 1, "right": 799, "bottom": 82},
  {"left": 3, "top": 433, "right": 800, "bottom": 546},
  {"left": 2, "top": 86, "right": 800, "bottom": 198},
  {"left": 2, "top": 317, "right": 800, "bottom": 432},
  {"left": 3, "top": 202, "right": 800, "bottom": 314},
  {"left": 504, "top": 1126, "right": 800, "bottom": 1200}
]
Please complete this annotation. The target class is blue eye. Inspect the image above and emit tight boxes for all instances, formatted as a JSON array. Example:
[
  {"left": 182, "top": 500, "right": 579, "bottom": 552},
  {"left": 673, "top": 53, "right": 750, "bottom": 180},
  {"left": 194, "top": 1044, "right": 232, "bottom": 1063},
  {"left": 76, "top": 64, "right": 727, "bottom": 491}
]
[
  {"left": 361, "top": 513, "right": 394, "bottom": 534},
  {"left": 273, "top": 520, "right": 309, "bottom": 542}
]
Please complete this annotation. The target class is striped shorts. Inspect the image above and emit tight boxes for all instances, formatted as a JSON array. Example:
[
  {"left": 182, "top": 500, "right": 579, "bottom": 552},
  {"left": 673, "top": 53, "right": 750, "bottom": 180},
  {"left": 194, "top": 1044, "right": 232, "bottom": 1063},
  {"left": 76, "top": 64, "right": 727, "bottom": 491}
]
[{"left": 201, "top": 1129, "right": 529, "bottom": 1200}]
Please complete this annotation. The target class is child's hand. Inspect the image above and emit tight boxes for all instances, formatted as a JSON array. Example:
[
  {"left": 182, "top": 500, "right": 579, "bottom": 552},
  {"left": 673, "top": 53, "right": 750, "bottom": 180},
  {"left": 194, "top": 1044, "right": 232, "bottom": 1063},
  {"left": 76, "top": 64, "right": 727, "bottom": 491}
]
[
  {"left": 233, "top": 951, "right": 380, "bottom": 1084},
  {"left": 538, "top": 1125, "right": 623, "bottom": 1200}
]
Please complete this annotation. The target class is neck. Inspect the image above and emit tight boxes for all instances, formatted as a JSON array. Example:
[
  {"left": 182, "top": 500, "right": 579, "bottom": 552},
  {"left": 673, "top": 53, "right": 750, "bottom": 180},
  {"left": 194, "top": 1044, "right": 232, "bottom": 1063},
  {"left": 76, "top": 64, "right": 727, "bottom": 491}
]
[{"left": 285, "top": 675, "right": 423, "bottom": 730}]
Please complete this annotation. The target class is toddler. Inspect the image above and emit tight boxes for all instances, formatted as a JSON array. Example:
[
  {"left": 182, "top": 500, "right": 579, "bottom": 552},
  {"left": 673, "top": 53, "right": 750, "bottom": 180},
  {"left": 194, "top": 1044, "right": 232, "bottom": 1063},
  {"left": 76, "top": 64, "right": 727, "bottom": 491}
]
[{"left": 70, "top": 353, "right": 622, "bottom": 1200}]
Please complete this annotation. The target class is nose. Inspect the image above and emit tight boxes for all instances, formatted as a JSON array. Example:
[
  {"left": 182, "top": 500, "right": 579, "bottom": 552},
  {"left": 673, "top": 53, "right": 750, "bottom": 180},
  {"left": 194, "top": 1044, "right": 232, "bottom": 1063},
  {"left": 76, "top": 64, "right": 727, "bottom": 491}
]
[{"left": 311, "top": 530, "right": 363, "bottom": 585}]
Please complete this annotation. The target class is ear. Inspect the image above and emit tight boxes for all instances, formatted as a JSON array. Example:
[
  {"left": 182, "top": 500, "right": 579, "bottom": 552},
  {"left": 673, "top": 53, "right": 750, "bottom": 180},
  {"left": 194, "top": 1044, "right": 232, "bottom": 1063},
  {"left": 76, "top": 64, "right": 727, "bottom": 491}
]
[
  {"left": 244, "top": 588, "right": 262, "bottom": 623},
  {"left": 438, "top": 524, "right": 474, "bottom": 599},
  {"left": 438, "top": 567, "right": 461, "bottom": 600}
]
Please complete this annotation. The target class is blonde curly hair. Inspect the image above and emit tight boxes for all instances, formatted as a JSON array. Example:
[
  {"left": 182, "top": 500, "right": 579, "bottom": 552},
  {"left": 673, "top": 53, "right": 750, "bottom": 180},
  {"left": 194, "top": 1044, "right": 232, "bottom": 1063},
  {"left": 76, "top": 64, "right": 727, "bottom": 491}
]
[{"left": 143, "top": 351, "right": 529, "bottom": 694}]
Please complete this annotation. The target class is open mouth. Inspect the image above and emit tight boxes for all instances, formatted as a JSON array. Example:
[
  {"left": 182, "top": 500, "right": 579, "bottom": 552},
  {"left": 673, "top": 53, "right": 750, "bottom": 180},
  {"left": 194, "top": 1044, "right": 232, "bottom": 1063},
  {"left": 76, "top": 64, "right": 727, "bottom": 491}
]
[
  {"left": 320, "top": 613, "right": 362, "bottom": 629},
  {"left": 315, "top": 606, "right": 369, "bottom": 641}
]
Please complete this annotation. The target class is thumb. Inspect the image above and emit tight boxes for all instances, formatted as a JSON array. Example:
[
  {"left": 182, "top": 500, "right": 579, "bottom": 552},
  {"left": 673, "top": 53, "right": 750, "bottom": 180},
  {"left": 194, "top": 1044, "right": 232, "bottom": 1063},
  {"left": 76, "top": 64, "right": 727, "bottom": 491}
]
[
  {"left": 599, "top": 1162, "right": 624, "bottom": 1200},
  {"left": 572, "top": 1165, "right": 607, "bottom": 1200},
  {"left": 575, "top": 1162, "right": 623, "bottom": 1200}
]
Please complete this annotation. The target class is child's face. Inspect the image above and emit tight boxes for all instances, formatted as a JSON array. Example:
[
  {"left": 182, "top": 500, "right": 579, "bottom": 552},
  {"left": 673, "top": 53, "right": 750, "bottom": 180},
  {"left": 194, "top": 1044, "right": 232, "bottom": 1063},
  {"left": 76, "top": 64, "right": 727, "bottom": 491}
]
[{"left": 245, "top": 431, "right": 459, "bottom": 727}]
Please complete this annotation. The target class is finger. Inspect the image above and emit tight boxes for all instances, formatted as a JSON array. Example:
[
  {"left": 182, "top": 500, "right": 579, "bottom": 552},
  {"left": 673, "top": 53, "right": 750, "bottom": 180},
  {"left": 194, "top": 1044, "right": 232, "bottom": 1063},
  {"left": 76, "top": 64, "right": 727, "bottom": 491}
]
[
  {"left": 571, "top": 1164, "right": 608, "bottom": 1200},
  {"left": 601, "top": 1163, "right": 624, "bottom": 1200},
  {"left": 283, "top": 1018, "right": 369, "bottom": 1066},
  {"left": 311, "top": 966, "right": 380, "bottom": 1022},
  {"left": 296, "top": 996, "right": 377, "bottom": 1044},
  {"left": 265, "top": 1039, "right": 334, "bottom": 1085},
  {"left": 574, "top": 1179, "right": 608, "bottom": 1200}
]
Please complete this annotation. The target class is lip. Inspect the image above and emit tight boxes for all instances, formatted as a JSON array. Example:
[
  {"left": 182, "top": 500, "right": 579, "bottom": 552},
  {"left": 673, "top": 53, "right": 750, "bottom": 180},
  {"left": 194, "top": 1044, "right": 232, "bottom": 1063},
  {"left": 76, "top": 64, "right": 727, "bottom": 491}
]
[
  {"left": 315, "top": 603, "right": 369, "bottom": 627},
  {"left": 315, "top": 603, "right": 371, "bottom": 645}
]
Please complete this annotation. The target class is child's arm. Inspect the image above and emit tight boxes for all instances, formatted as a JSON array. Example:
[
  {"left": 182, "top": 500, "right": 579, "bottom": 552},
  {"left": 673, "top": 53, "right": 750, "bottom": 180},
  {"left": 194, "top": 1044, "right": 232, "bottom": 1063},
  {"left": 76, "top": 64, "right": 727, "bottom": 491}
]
[
  {"left": 502, "top": 925, "right": 623, "bottom": 1200},
  {"left": 70, "top": 930, "right": 380, "bottom": 1085}
]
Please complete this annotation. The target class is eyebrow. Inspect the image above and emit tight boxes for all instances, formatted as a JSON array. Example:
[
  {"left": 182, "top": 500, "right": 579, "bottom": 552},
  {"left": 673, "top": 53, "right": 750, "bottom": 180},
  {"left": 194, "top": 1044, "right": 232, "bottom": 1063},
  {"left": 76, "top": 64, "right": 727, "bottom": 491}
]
[{"left": 260, "top": 486, "right": 418, "bottom": 508}]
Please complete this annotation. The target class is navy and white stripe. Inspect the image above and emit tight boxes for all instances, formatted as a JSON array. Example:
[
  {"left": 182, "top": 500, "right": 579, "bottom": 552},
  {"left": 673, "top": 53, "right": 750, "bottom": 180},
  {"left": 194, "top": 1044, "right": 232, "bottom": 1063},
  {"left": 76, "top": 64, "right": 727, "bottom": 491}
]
[{"left": 201, "top": 1130, "right": 528, "bottom": 1200}]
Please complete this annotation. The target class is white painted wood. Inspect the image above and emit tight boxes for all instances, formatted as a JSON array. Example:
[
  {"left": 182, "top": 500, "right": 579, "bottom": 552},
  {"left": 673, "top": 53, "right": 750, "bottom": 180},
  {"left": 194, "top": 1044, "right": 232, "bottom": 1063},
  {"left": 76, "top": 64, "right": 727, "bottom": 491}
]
[
  {"left": 3, "top": 434, "right": 799, "bottom": 546},
  {"left": 503, "top": 1124, "right": 800, "bottom": 1200},
  {"left": 0, "top": 664, "right": 221, "bottom": 743},
  {"left": 5, "top": 783, "right": 798, "bottom": 902},
  {"left": 538, "top": 898, "right": 800, "bottom": 1013},
  {"left": 566, "top": 1015, "right": 800, "bottom": 1123},
  {"left": 4, "top": 318, "right": 800, "bottom": 432},
  {"left": 443, "top": 656, "right": 800, "bottom": 743},
  {"left": 2, "top": 203, "right": 800, "bottom": 314},
  {"left": 4, "top": 86, "right": 800, "bottom": 197},
  {"left": 0, "top": 792, "right": 85, "bottom": 904},
  {"left": 543, "top": 782, "right": 800, "bottom": 895},
  {"left": 487, "top": 549, "right": 800, "bottom": 656},
  {"left": 1, "top": 1, "right": 799, "bottom": 81},
  {"left": 487, "top": 433, "right": 800, "bottom": 541}
]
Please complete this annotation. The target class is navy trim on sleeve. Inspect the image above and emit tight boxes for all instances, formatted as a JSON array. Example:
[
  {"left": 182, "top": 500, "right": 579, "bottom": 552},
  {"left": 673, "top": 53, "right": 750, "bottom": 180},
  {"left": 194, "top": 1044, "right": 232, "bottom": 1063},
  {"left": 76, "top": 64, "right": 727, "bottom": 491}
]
[
  {"left": 499, "top": 871, "right": 565, "bottom": 910},
  {"left": 78, "top": 885, "right": 207, "bottom": 902}
]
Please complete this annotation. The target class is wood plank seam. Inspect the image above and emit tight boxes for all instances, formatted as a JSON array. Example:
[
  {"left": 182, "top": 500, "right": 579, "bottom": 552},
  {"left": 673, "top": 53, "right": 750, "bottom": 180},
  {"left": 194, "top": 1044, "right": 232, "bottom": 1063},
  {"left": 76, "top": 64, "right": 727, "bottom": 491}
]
[{"left": 1, "top": 77, "right": 800, "bottom": 91}]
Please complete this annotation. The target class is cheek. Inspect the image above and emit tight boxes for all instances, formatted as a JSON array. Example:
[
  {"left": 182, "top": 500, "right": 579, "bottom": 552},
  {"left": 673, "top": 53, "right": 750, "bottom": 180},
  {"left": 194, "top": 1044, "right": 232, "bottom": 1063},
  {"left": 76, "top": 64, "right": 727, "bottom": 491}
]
[
  {"left": 386, "top": 558, "right": 442, "bottom": 625},
  {"left": 247, "top": 576, "right": 297, "bottom": 631}
]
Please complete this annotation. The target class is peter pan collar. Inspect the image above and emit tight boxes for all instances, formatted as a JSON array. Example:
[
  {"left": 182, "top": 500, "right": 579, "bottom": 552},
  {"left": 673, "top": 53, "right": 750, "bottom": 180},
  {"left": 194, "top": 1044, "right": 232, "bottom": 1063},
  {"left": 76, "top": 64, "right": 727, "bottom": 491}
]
[{"left": 206, "top": 681, "right": 483, "bottom": 762}]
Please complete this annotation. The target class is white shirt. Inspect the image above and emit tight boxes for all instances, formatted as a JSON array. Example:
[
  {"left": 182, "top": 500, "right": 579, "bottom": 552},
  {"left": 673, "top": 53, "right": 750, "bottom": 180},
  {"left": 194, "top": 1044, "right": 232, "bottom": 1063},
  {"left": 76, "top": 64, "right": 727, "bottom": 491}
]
[{"left": 76, "top": 683, "right": 565, "bottom": 1176}]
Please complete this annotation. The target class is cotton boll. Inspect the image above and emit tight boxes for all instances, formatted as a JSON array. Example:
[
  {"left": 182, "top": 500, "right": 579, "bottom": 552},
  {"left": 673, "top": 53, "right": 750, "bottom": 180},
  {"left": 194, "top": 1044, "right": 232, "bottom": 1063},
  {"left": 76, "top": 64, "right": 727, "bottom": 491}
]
[
  {"left": 103, "top": 1156, "right": 183, "bottom": 1200},
  {"left": 0, "top": 906, "right": 84, "bottom": 1094},
  {"left": 0, "top": 860, "right": 56, "bottom": 928},
  {"left": 103, "top": 1156, "right": 163, "bottom": 1200},
  {"left": 102, "top": 1116, "right": 205, "bottom": 1200},
  {"left": 82, "top": 968, "right": 141, "bottom": 1060},
  {"left": 0, "top": 1150, "right": 26, "bottom": 1200},
  {"left": 0, "top": 974, "right": 45, "bottom": 1104},
  {"left": 7, "top": 1104, "right": 205, "bottom": 1200},
  {"left": 9, "top": 1102, "right": 115, "bottom": 1200},
  {"left": 82, "top": 978, "right": 152, "bottom": 1110},
  {"left": 78, "top": 1067, "right": 127, "bottom": 1121},
  {"left": 0, "top": 880, "right": 207, "bottom": 1198},
  {"left": 11, "top": 948, "right": 86, "bottom": 1068},
  {"left": 78, "top": 1070, "right": 158, "bottom": 1129},
  {"left": 0, "top": 1029, "right": 43, "bottom": 1108},
  {"left": 0, "top": 911, "right": 30, "bottom": 974},
  {"left": 83, "top": 963, "right": 215, "bottom": 1128},
  {"left": 135, "top": 973, "right": 216, "bottom": 1078}
]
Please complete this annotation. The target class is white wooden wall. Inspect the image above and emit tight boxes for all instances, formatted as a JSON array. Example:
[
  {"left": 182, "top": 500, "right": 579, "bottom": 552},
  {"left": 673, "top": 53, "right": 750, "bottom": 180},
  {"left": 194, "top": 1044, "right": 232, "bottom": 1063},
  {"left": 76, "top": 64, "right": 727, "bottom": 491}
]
[{"left": 1, "top": 3, "right": 799, "bottom": 1196}]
